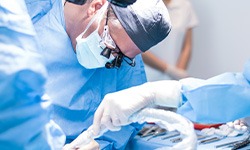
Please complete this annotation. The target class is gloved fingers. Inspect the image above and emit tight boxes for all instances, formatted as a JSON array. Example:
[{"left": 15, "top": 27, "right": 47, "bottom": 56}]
[
  {"left": 101, "top": 114, "right": 114, "bottom": 130},
  {"left": 112, "top": 117, "right": 121, "bottom": 126},
  {"left": 63, "top": 138, "right": 99, "bottom": 150},
  {"left": 101, "top": 113, "right": 121, "bottom": 131},
  {"left": 111, "top": 112, "right": 129, "bottom": 126},
  {"left": 93, "top": 102, "right": 105, "bottom": 136},
  {"left": 109, "top": 125, "right": 121, "bottom": 132},
  {"left": 115, "top": 113, "right": 133, "bottom": 126},
  {"left": 78, "top": 139, "right": 100, "bottom": 150},
  {"left": 112, "top": 117, "right": 130, "bottom": 129}
]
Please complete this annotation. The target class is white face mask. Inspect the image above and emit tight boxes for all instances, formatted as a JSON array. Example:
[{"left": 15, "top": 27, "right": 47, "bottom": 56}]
[
  {"left": 75, "top": 2, "right": 114, "bottom": 69},
  {"left": 76, "top": 29, "right": 115, "bottom": 69}
]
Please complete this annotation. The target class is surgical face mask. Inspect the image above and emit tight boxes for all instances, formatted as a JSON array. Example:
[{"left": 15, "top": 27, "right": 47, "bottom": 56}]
[
  {"left": 75, "top": 2, "right": 114, "bottom": 69},
  {"left": 76, "top": 29, "right": 115, "bottom": 69}
]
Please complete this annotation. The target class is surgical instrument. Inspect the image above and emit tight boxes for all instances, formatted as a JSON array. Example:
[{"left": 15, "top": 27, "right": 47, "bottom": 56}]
[
  {"left": 170, "top": 137, "right": 183, "bottom": 143},
  {"left": 231, "top": 135, "right": 250, "bottom": 150},
  {"left": 215, "top": 140, "right": 242, "bottom": 149},
  {"left": 147, "top": 128, "right": 168, "bottom": 141},
  {"left": 137, "top": 126, "right": 152, "bottom": 137},
  {"left": 199, "top": 136, "right": 224, "bottom": 144},
  {"left": 139, "top": 125, "right": 160, "bottom": 138},
  {"left": 161, "top": 130, "right": 180, "bottom": 140},
  {"left": 196, "top": 134, "right": 207, "bottom": 140}
]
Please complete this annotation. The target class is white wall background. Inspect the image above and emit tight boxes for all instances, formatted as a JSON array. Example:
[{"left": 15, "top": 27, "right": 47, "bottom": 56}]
[{"left": 188, "top": 0, "right": 250, "bottom": 79}]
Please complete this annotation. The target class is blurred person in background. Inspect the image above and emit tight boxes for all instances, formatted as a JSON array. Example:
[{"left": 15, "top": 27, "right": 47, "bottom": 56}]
[{"left": 142, "top": 0, "right": 198, "bottom": 81}]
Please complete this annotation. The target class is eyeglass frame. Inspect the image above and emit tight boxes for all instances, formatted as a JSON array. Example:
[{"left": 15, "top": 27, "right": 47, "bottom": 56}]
[{"left": 99, "top": 4, "right": 136, "bottom": 69}]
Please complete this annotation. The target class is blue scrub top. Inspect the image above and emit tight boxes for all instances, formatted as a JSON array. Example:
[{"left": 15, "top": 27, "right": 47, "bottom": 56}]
[
  {"left": 25, "top": 0, "right": 147, "bottom": 149},
  {"left": 178, "top": 60, "right": 250, "bottom": 124}
]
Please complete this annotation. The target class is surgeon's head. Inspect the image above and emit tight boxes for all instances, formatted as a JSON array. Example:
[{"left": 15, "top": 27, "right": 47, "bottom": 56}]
[{"left": 64, "top": 0, "right": 171, "bottom": 69}]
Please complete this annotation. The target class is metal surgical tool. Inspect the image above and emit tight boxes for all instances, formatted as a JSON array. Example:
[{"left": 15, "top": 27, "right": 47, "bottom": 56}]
[
  {"left": 170, "top": 137, "right": 183, "bottom": 143},
  {"left": 139, "top": 125, "right": 160, "bottom": 138},
  {"left": 161, "top": 131, "right": 180, "bottom": 140},
  {"left": 196, "top": 134, "right": 207, "bottom": 140},
  {"left": 199, "top": 136, "right": 224, "bottom": 144},
  {"left": 215, "top": 140, "right": 242, "bottom": 149},
  {"left": 231, "top": 135, "right": 250, "bottom": 150},
  {"left": 147, "top": 128, "right": 168, "bottom": 141}
]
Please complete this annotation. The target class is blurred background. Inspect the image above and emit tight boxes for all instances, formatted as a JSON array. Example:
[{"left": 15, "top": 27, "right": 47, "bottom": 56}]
[{"left": 188, "top": 0, "right": 250, "bottom": 79}]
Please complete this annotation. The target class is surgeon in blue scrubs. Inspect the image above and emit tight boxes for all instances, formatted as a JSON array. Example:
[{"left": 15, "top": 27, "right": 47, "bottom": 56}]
[
  {"left": 93, "top": 59, "right": 250, "bottom": 134},
  {"left": 23, "top": 0, "right": 171, "bottom": 149},
  {"left": 0, "top": 0, "right": 65, "bottom": 149}
]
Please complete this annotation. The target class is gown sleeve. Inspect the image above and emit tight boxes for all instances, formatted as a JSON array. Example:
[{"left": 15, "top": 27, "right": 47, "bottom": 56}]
[
  {"left": 177, "top": 60, "right": 250, "bottom": 124},
  {"left": 0, "top": 0, "right": 65, "bottom": 149}
]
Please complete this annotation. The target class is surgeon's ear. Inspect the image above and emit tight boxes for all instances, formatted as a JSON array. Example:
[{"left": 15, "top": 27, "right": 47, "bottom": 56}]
[{"left": 87, "top": 0, "right": 106, "bottom": 16}]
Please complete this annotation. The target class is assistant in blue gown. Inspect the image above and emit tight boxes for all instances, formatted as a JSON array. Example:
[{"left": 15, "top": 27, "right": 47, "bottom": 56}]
[
  {"left": 0, "top": 0, "right": 65, "bottom": 149},
  {"left": 25, "top": 0, "right": 147, "bottom": 149}
]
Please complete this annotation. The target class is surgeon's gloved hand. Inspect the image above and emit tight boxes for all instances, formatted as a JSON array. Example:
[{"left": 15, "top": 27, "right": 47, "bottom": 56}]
[
  {"left": 165, "top": 65, "right": 188, "bottom": 80},
  {"left": 93, "top": 80, "right": 183, "bottom": 135},
  {"left": 63, "top": 139, "right": 99, "bottom": 150}
]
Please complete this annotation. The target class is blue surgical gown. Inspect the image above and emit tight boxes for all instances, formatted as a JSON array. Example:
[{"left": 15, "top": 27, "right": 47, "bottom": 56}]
[
  {"left": 0, "top": 0, "right": 65, "bottom": 149},
  {"left": 178, "top": 60, "right": 250, "bottom": 124},
  {"left": 25, "top": 0, "right": 147, "bottom": 149}
]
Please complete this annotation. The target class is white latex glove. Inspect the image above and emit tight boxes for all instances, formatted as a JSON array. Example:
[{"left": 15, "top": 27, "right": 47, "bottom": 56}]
[
  {"left": 63, "top": 138, "right": 99, "bottom": 150},
  {"left": 165, "top": 65, "right": 188, "bottom": 80},
  {"left": 93, "top": 80, "right": 182, "bottom": 135}
]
